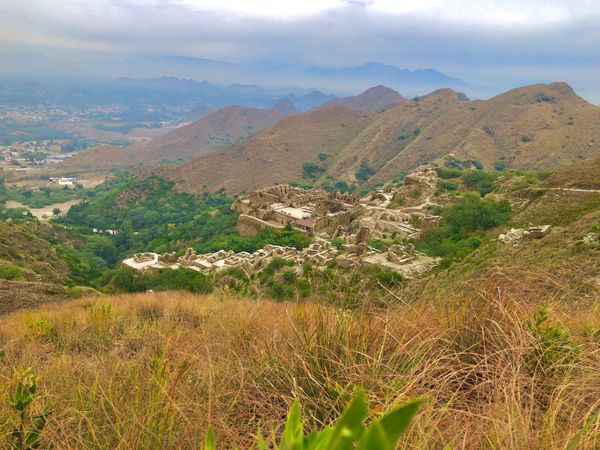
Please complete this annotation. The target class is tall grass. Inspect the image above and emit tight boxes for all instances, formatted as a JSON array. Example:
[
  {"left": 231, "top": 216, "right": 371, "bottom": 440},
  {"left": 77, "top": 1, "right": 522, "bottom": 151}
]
[{"left": 0, "top": 288, "right": 599, "bottom": 448}]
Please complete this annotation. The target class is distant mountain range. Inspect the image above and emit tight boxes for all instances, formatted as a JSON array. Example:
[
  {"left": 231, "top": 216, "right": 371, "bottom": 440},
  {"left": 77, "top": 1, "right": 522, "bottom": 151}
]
[
  {"left": 60, "top": 81, "right": 600, "bottom": 196},
  {"left": 150, "top": 82, "right": 600, "bottom": 194},
  {"left": 308, "top": 62, "right": 464, "bottom": 88},
  {"left": 0, "top": 51, "right": 465, "bottom": 98}
]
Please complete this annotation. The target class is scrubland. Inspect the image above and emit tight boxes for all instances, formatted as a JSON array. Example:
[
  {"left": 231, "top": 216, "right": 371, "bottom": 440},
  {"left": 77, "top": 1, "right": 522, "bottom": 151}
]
[{"left": 1, "top": 283, "right": 600, "bottom": 449}]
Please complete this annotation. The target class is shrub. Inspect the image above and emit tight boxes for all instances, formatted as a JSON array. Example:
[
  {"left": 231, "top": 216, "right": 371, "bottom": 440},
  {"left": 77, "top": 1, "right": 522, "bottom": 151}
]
[
  {"left": 318, "top": 153, "right": 328, "bottom": 161},
  {"left": 330, "top": 238, "right": 344, "bottom": 250},
  {"left": 462, "top": 170, "right": 500, "bottom": 196},
  {"left": 526, "top": 307, "right": 580, "bottom": 377},
  {"left": 0, "top": 263, "right": 24, "bottom": 280},
  {"left": 521, "top": 135, "right": 532, "bottom": 142},
  {"left": 355, "top": 161, "right": 375, "bottom": 183},
  {"left": 436, "top": 167, "right": 463, "bottom": 179},
  {"left": 303, "top": 162, "right": 326, "bottom": 179},
  {"left": 494, "top": 160, "right": 507, "bottom": 171},
  {"left": 438, "top": 181, "right": 458, "bottom": 191}
]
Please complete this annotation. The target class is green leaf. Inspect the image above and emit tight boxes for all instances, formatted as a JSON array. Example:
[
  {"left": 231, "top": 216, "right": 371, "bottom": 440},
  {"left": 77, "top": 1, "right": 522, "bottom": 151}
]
[
  {"left": 256, "top": 425, "right": 269, "bottom": 450},
  {"left": 279, "top": 400, "right": 303, "bottom": 450},
  {"left": 204, "top": 427, "right": 216, "bottom": 450},
  {"left": 357, "top": 399, "right": 421, "bottom": 450},
  {"left": 304, "top": 427, "right": 334, "bottom": 450},
  {"left": 328, "top": 390, "right": 368, "bottom": 450}
]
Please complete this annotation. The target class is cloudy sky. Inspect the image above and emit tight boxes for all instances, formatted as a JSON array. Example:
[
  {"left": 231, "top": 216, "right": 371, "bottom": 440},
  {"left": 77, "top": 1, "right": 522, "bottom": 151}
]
[{"left": 1, "top": 0, "right": 599, "bottom": 101}]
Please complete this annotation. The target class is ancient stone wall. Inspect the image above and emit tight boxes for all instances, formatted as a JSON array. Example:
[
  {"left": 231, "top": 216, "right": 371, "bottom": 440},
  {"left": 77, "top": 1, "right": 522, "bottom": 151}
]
[{"left": 236, "top": 214, "right": 283, "bottom": 236}]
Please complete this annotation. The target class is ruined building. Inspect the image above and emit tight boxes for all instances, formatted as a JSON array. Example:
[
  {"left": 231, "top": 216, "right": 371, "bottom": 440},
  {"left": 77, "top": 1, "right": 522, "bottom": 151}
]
[{"left": 234, "top": 184, "right": 360, "bottom": 236}]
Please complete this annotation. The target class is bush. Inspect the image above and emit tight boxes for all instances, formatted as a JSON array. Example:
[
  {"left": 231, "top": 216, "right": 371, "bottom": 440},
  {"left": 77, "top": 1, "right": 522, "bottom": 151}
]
[
  {"left": 462, "top": 171, "right": 500, "bottom": 196},
  {"left": 438, "top": 181, "right": 458, "bottom": 191},
  {"left": 0, "top": 263, "right": 24, "bottom": 280},
  {"left": 436, "top": 167, "right": 463, "bottom": 179},
  {"left": 494, "top": 160, "right": 507, "bottom": 171},
  {"left": 355, "top": 161, "right": 375, "bottom": 183},
  {"left": 303, "top": 162, "right": 326, "bottom": 179}
]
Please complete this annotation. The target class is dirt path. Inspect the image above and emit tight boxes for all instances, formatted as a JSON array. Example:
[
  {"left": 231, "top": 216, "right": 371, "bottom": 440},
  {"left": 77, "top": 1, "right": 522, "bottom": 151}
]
[{"left": 5, "top": 199, "right": 81, "bottom": 221}]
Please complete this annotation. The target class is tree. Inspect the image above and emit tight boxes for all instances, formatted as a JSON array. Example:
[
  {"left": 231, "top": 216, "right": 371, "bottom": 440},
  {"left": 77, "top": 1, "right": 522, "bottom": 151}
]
[{"left": 52, "top": 208, "right": 61, "bottom": 217}]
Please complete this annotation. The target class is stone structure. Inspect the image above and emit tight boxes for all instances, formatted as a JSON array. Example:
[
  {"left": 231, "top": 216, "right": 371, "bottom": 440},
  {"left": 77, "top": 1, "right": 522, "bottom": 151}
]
[
  {"left": 124, "top": 239, "right": 340, "bottom": 275},
  {"left": 234, "top": 185, "right": 360, "bottom": 236},
  {"left": 498, "top": 225, "right": 552, "bottom": 246}
]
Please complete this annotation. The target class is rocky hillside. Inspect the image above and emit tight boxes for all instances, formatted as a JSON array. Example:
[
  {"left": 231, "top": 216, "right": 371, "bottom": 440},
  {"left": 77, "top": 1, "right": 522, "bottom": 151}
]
[
  {"left": 408, "top": 158, "right": 600, "bottom": 303},
  {"left": 59, "top": 100, "right": 300, "bottom": 172},
  {"left": 159, "top": 82, "right": 600, "bottom": 194},
  {"left": 154, "top": 105, "right": 374, "bottom": 193}
]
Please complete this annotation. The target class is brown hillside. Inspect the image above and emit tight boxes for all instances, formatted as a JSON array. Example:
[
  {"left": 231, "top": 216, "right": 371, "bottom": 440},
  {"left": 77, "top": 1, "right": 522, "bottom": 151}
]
[
  {"left": 158, "top": 105, "right": 373, "bottom": 193},
  {"left": 131, "top": 83, "right": 600, "bottom": 194},
  {"left": 166, "top": 82, "right": 600, "bottom": 194},
  {"left": 543, "top": 157, "right": 600, "bottom": 190},
  {"left": 0, "top": 221, "right": 70, "bottom": 285},
  {"left": 327, "top": 85, "right": 405, "bottom": 111},
  {"left": 59, "top": 103, "right": 297, "bottom": 173},
  {"left": 370, "top": 82, "right": 600, "bottom": 184},
  {"left": 325, "top": 88, "right": 463, "bottom": 182}
]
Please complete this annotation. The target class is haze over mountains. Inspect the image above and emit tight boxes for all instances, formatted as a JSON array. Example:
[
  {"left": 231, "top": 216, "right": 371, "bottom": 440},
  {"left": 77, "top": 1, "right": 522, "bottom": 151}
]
[
  {"left": 0, "top": 52, "right": 466, "bottom": 98},
  {"left": 60, "top": 99, "right": 302, "bottom": 171},
  {"left": 165, "top": 82, "right": 600, "bottom": 194}
]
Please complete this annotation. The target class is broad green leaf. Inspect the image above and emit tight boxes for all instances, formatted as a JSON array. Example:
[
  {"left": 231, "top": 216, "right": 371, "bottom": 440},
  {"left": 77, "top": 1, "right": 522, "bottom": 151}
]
[
  {"left": 280, "top": 400, "right": 303, "bottom": 450},
  {"left": 356, "top": 399, "right": 421, "bottom": 450},
  {"left": 328, "top": 390, "right": 368, "bottom": 450},
  {"left": 304, "top": 427, "right": 334, "bottom": 450}
]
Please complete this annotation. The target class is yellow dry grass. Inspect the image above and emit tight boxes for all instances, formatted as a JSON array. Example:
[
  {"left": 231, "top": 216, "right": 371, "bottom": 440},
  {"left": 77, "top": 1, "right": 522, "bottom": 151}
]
[{"left": 1, "top": 288, "right": 599, "bottom": 449}]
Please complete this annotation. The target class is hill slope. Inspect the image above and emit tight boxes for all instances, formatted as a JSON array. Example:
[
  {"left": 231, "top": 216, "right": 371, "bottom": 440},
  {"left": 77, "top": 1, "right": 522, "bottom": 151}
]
[
  {"left": 155, "top": 105, "right": 373, "bottom": 193},
  {"left": 327, "top": 85, "right": 405, "bottom": 111},
  {"left": 163, "top": 82, "right": 600, "bottom": 194},
  {"left": 59, "top": 100, "right": 299, "bottom": 172}
]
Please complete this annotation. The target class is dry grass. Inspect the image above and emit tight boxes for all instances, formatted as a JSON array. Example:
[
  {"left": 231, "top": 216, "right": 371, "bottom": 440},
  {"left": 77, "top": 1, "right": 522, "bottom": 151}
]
[{"left": 1, "top": 288, "right": 600, "bottom": 449}]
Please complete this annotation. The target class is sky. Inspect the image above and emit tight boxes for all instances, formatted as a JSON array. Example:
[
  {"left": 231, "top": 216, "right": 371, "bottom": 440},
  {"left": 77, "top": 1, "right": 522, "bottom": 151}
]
[{"left": 0, "top": 0, "right": 599, "bottom": 101}]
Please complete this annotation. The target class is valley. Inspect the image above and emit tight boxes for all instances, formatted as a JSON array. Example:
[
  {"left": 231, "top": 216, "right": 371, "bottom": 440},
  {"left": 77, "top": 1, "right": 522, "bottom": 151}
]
[{"left": 1, "top": 81, "right": 599, "bottom": 449}]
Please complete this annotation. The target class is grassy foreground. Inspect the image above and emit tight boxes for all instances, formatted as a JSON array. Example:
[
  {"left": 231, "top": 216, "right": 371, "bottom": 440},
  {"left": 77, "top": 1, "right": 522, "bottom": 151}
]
[{"left": 1, "top": 289, "right": 600, "bottom": 448}]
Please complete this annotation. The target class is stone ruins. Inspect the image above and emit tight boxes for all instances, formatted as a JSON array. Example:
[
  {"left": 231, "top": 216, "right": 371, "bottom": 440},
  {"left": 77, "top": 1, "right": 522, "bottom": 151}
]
[
  {"left": 234, "top": 184, "right": 360, "bottom": 236},
  {"left": 124, "top": 240, "right": 339, "bottom": 274},
  {"left": 498, "top": 225, "right": 552, "bottom": 246},
  {"left": 124, "top": 166, "right": 448, "bottom": 280}
]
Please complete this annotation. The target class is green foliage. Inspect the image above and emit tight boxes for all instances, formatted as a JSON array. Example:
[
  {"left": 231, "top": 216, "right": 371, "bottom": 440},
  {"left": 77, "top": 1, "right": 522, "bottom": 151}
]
[
  {"left": 521, "top": 135, "right": 532, "bottom": 143},
  {"left": 368, "top": 239, "right": 388, "bottom": 251},
  {"left": 111, "top": 267, "right": 212, "bottom": 294},
  {"left": 303, "top": 162, "right": 326, "bottom": 179},
  {"left": 438, "top": 181, "right": 458, "bottom": 191},
  {"left": 461, "top": 170, "right": 500, "bottom": 196},
  {"left": 436, "top": 167, "right": 463, "bottom": 179},
  {"left": 0, "top": 185, "right": 83, "bottom": 208},
  {"left": 526, "top": 307, "right": 580, "bottom": 377},
  {"left": 330, "top": 238, "right": 344, "bottom": 250},
  {"left": 494, "top": 160, "right": 507, "bottom": 171},
  {"left": 7, "top": 368, "right": 51, "bottom": 450},
  {"left": 318, "top": 153, "right": 329, "bottom": 161},
  {"left": 355, "top": 161, "right": 375, "bottom": 183},
  {"left": 418, "top": 193, "right": 512, "bottom": 266},
  {"left": 0, "top": 263, "right": 24, "bottom": 280},
  {"left": 204, "top": 390, "right": 420, "bottom": 449}
]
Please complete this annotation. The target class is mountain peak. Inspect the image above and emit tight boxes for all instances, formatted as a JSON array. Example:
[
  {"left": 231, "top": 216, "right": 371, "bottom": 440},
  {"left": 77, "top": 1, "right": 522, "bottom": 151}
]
[
  {"left": 269, "top": 98, "right": 301, "bottom": 114},
  {"left": 327, "top": 85, "right": 405, "bottom": 111}
]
